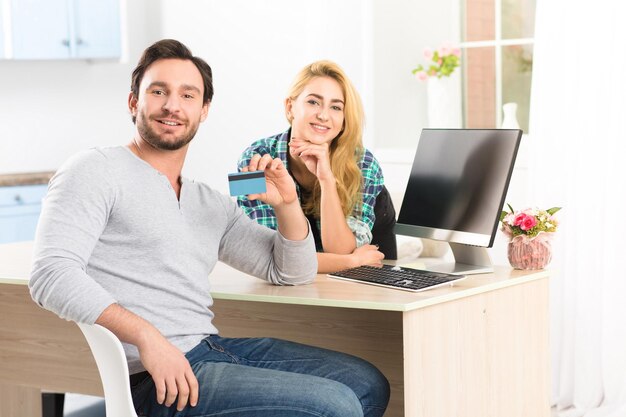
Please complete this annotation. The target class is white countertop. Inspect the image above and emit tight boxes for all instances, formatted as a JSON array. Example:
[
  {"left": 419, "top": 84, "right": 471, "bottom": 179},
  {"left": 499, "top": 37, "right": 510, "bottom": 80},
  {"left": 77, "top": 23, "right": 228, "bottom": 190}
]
[{"left": 0, "top": 241, "right": 549, "bottom": 312}]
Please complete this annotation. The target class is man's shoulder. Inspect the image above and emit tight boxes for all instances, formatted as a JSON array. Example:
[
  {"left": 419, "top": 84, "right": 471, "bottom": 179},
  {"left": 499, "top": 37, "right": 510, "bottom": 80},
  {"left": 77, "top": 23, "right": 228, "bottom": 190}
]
[
  {"left": 52, "top": 146, "right": 130, "bottom": 190},
  {"left": 62, "top": 146, "right": 126, "bottom": 172}
]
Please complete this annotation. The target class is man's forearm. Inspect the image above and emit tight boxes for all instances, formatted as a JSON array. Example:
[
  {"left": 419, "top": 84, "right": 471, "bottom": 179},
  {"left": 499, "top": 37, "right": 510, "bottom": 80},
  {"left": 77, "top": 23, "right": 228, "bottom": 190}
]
[
  {"left": 273, "top": 201, "right": 309, "bottom": 241},
  {"left": 95, "top": 303, "right": 161, "bottom": 348}
]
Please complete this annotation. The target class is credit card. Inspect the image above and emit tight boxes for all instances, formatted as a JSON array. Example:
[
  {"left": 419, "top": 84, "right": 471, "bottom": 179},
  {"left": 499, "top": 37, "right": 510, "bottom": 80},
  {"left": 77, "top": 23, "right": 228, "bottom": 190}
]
[{"left": 228, "top": 171, "right": 267, "bottom": 196}]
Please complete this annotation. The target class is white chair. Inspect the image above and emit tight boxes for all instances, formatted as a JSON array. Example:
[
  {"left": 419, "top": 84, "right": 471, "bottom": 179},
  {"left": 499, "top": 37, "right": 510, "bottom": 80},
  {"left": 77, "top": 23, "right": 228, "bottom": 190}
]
[{"left": 77, "top": 323, "right": 138, "bottom": 417}]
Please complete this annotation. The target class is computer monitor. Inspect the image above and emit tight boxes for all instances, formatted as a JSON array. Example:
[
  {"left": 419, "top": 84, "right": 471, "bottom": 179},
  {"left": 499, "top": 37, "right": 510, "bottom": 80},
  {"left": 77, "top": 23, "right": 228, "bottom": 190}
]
[{"left": 395, "top": 128, "right": 522, "bottom": 274}]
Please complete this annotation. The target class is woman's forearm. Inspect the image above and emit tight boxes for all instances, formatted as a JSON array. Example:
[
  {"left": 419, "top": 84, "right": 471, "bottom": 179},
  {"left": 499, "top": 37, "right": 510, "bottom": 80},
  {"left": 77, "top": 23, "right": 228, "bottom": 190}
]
[
  {"left": 316, "top": 245, "right": 384, "bottom": 273},
  {"left": 319, "top": 178, "right": 357, "bottom": 254},
  {"left": 316, "top": 252, "right": 357, "bottom": 274}
]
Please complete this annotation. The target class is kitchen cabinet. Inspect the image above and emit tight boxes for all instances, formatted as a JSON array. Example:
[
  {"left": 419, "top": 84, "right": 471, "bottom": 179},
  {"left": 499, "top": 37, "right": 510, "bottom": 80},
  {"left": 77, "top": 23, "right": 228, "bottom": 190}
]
[
  {"left": 7, "top": 0, "right": 121, "bottom": 60},
  {"left": 0, "top": 184, "right": 47, "bottom": 244}
]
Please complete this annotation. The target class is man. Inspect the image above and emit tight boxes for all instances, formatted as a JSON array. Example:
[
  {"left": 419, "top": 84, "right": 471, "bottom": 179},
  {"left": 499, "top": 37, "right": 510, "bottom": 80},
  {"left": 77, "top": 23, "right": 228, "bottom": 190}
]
[{"left": 29, "top": 39, "right": 389, "bottom": 417}]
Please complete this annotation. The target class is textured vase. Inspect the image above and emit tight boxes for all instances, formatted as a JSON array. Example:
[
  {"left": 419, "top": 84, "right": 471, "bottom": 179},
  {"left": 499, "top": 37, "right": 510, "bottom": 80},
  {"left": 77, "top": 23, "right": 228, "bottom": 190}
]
[
  {"left": 507, "top": 234, "right": 553, "bottom": 270},
  {"left": 501, "top": 102, "right": 521, "bottom": 129},
  {"left": 427, "top": 72, "right": 462, "bottom": 128}
]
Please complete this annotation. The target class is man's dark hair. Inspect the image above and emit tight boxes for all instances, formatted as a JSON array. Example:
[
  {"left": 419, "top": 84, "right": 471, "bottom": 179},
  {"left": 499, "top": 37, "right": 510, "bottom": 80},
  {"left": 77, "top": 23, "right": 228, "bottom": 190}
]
[{"left": 130, "top": 39, "right": 213, "bottom": 122}]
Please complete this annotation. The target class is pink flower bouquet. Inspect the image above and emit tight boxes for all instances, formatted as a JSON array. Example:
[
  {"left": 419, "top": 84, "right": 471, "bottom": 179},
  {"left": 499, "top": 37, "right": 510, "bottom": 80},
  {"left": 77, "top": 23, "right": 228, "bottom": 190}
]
[
  {"left": 500, "top": 205, "right": 562, "bottom": 270},
  {"left": 500, "top": 205, "right": 561, "bottom": 240}
]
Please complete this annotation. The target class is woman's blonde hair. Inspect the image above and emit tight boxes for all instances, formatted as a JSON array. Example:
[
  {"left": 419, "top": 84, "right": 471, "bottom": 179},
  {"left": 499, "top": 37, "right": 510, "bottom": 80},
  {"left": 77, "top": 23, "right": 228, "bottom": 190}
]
[{"left": 286, "top": 60, "right": 365, "bottom": 218}]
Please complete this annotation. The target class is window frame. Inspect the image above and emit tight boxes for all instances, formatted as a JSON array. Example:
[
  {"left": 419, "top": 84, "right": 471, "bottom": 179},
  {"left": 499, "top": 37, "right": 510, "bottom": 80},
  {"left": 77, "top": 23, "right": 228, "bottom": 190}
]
[{"left": 461, "top": 0, "right": 535, "bottom": 129}]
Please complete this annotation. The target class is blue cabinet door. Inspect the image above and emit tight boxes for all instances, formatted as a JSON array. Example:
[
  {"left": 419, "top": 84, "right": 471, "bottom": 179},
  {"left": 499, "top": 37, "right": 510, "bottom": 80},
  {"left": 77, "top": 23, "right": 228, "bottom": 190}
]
[
  {"left": 0, "top": 184, "right": 48, "bottom": 244},
  {"left": 11, "top": 0, "right": 71, "bottom": 59},
  {"left": 74, "top": 0, "right": 121, "bottom": 59},
  {"left": 10, "top": 0, "right": 121, "bottom": 60}
]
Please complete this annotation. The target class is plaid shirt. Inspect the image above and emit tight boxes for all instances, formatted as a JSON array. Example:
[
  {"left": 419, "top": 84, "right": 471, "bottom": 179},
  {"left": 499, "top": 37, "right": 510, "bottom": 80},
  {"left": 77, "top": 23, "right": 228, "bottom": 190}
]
[{"left": 236, "top": 129, "right": 384, "bottom": 249}]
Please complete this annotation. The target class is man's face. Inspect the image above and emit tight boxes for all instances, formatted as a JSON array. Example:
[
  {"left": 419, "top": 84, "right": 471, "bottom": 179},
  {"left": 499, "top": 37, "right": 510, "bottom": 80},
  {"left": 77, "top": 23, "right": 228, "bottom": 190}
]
[{"left": 129, "top": 58, "right": 209, "bottom": 151}]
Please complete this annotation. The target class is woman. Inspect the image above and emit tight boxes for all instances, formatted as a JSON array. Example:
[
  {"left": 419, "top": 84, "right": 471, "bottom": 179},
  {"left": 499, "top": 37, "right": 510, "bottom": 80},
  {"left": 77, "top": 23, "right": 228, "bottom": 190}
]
[{"left": 237, "top": 60, "right": 396, "bottom": 273}]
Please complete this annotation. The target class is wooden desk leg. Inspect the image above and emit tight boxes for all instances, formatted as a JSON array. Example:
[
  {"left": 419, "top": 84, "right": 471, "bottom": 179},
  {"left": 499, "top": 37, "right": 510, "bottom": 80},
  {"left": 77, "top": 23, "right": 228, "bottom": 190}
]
[{"left": 0, "top": 383, "right": 42, "bottom": 417}]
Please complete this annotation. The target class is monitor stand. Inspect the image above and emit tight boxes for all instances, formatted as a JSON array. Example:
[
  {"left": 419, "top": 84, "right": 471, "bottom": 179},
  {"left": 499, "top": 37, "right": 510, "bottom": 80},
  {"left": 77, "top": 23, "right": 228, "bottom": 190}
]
[{"left": 424, "top": 243, "right": 493, "bottom": 275}]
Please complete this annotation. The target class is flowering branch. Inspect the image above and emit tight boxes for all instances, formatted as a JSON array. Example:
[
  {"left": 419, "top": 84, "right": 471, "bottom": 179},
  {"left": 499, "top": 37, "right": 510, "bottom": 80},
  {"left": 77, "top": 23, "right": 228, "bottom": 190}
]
[{"left": 412, "top": 43, "right": 461, "bottom": 81}]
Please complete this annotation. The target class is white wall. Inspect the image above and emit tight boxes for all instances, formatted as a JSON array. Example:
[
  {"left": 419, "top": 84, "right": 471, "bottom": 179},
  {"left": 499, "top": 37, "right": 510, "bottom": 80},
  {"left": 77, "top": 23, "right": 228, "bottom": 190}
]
[
  {"left": 373, "top": 0, "right": 460, "bottom": 151},
  {"left": 158, "top": 0, "right": 371, "bottom": 193}
]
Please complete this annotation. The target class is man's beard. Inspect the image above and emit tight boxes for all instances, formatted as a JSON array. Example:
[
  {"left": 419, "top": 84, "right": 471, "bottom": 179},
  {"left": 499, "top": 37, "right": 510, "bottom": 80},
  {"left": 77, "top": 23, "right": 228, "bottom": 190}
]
[{"left": 136, "top": 110, "right": 199, "bottom": 151}]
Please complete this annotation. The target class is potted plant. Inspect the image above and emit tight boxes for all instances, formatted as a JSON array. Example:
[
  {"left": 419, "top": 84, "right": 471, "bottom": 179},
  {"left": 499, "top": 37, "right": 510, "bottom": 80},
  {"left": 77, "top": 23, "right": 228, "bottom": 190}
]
[{"left": 500, "top": 205, "right": 562, "bottom": 270}]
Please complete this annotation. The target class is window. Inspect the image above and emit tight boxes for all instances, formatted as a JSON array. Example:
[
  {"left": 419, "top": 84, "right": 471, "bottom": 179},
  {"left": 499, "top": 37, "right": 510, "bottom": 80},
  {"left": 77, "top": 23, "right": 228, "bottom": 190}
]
[{"left": 462, "top": 0, "right": 536, "bottom": 133}]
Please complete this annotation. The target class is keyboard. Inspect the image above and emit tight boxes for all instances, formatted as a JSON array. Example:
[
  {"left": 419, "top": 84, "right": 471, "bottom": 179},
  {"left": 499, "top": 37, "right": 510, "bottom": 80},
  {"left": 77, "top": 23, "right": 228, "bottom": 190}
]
[{"left": 328, "top": 264, "right": 466, "bottom": 293}]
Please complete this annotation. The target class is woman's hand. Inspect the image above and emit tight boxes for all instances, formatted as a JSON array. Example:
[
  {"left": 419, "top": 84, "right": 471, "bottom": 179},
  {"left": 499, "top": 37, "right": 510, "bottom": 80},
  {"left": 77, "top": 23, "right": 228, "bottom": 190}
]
[
  {"left": 350, "top": 245, "right": 385, "bottom": 268},
  {"left": 244, "top": 154, "right": 297, "bottom": 208},
  {"left": 289, "top": 137, "right": 335, "bottom": 183}
]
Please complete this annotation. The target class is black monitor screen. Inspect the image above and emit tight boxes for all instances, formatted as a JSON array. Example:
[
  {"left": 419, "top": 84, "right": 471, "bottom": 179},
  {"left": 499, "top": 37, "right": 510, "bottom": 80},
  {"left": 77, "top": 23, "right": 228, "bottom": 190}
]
[{"left": 397, "top": 129, "right": 521, "bottom": 246}]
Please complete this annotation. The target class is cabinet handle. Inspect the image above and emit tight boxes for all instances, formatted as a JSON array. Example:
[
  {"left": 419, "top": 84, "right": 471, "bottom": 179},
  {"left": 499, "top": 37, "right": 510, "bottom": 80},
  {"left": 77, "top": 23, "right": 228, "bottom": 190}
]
[
  {"left": 76, "top": 38, "right": 85, "bottom": 46},
  {"left": 14, "top": 194, "right": 23, "bottom": 204},
  {"left": 61, "top": 39, "right": 70, "bottom": 47}
]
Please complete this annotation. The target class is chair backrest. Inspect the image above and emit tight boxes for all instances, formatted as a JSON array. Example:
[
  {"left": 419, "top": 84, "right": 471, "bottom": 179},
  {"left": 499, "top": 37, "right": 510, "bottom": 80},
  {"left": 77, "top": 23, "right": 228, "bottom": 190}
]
[
  {"left": 77, "top": 323, "right": 138, "bottom": 417},
  {"left": 371, "top": 185, "right": 397, "bottom": 260}
]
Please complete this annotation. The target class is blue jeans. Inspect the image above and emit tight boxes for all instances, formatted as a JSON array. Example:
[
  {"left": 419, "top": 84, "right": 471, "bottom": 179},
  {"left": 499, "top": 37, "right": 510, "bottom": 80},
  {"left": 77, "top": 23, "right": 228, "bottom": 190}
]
[{"left": 131, "top": 335, "right": 390, "bottom": 417}]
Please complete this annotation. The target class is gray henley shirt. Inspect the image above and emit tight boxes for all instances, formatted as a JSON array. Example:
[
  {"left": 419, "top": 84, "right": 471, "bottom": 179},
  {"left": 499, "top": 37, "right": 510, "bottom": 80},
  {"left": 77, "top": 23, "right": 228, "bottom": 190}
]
[{"left": 29, "top": 146, "right": 317, "bottom": 373}]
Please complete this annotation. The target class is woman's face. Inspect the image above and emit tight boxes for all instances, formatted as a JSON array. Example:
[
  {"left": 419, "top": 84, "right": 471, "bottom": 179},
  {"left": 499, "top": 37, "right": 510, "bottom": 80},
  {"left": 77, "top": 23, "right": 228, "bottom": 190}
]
[{"left": 286, "top": 76, "right": 345, "bottom": 145}]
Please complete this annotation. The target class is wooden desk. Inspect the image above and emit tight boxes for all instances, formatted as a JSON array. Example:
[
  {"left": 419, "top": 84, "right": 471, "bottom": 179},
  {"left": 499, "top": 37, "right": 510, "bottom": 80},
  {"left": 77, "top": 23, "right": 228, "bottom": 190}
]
[{"left": 0, "top": 241, "right": 550, "bottom": 417}]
